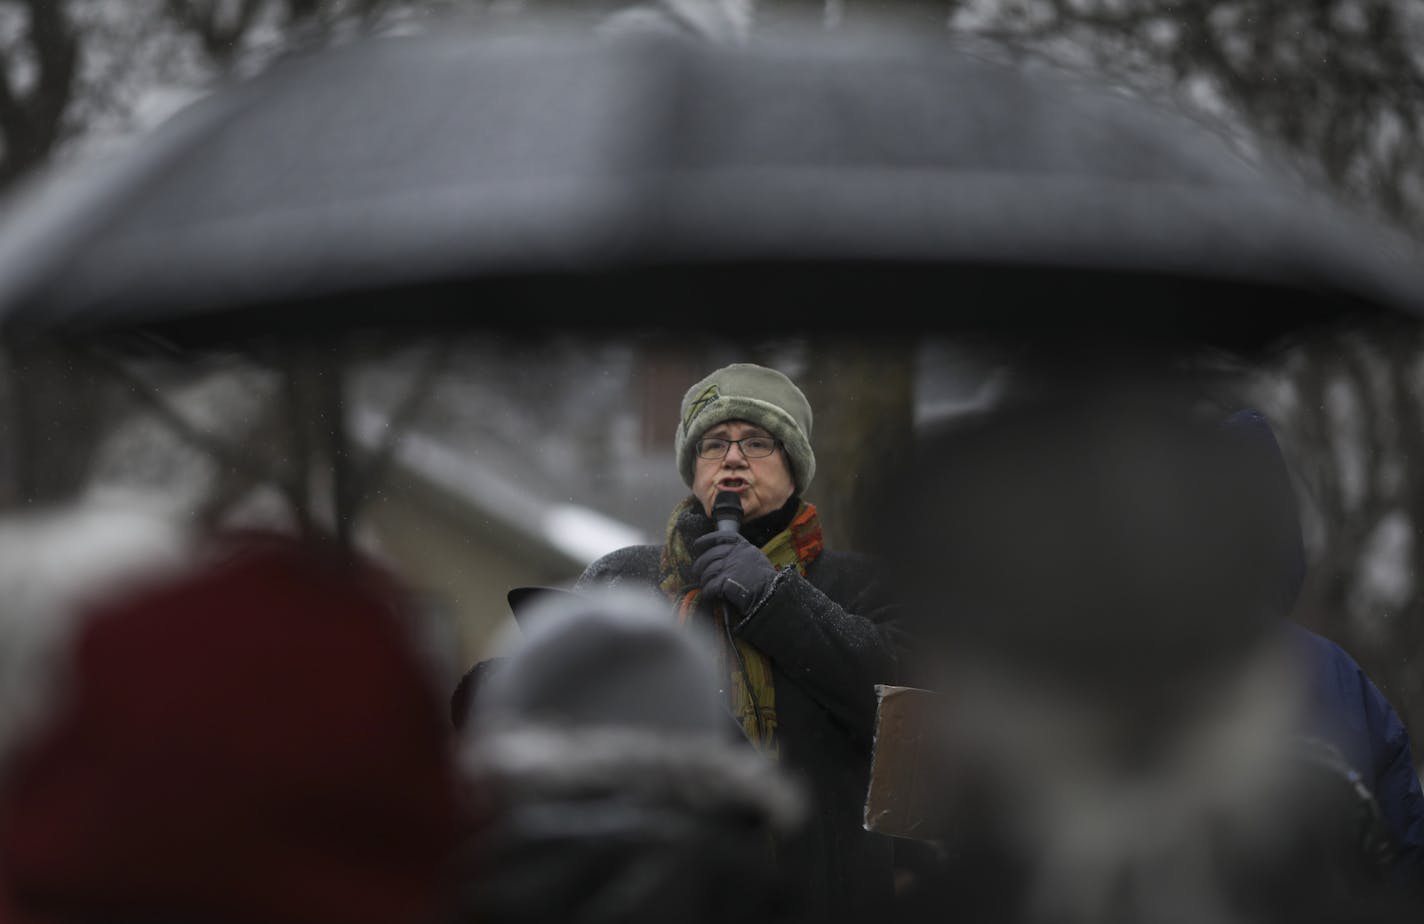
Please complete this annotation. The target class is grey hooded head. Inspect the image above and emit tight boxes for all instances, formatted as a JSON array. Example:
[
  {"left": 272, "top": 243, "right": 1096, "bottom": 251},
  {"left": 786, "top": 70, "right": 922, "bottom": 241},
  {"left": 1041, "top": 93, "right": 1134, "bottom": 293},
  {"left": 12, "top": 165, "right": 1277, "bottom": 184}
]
[{"left": 474, "top": 589, "right": 728, "bottom": 737}]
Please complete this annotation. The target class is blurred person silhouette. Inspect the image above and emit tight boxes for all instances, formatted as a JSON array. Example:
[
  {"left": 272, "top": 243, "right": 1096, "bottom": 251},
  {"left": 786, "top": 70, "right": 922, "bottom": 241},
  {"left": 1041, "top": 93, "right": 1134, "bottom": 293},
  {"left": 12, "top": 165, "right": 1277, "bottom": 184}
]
[
  {"left": 872, "top": 381, "right": 1418, "bottom": 924},
  {"left": 0, "top": 502, "right": 197, "bottom": 924},
  {"left": 455, "top": 589, "right": 806, "bottom": 924},
  {"left": 1224, "top": 408, "right": 1424, "bottom": 884},
  {"left": 0, "top": 505, "right": 459, "bottom": 924},
  {"left": 576, "top": 362, "right": 906, "bottom": 922},
  {"left": 451, "top": 657, "right": 506, "bottom": 731},
  {"left": 449, "top": 588, "right": 577, "bottom": 732}
]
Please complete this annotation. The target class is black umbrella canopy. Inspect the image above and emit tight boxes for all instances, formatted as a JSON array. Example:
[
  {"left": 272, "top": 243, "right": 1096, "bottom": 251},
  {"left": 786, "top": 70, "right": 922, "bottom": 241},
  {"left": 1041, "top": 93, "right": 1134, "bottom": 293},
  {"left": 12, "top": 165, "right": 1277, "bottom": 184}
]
[{"left": 0, "top": 22, "right": 1419, "bottom": 348}]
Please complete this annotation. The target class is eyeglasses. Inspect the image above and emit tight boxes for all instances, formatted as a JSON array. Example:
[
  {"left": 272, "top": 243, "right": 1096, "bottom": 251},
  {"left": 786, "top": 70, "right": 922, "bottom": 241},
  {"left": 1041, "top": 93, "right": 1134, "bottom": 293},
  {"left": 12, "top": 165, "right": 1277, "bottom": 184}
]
[{"left": 696, "top": 436, "right": 779, "bottom": 460}]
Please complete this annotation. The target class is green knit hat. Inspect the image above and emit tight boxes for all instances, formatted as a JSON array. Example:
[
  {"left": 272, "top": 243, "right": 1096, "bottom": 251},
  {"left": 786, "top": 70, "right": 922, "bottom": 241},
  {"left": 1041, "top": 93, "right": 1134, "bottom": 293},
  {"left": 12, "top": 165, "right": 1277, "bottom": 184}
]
[{"left": 675, "top": 363, "right": 816, "bottom": 492}]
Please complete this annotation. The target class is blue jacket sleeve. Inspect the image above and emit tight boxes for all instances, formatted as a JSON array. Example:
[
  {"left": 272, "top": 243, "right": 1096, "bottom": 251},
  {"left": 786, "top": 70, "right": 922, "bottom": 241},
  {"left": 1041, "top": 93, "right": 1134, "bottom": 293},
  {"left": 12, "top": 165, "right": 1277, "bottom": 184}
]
[
  {"left": 1362, "top": 671, "right": 1424, "bottom": 881},
  {"left": 1292, "top": 625, "right": 1424, "bottom": 883}
]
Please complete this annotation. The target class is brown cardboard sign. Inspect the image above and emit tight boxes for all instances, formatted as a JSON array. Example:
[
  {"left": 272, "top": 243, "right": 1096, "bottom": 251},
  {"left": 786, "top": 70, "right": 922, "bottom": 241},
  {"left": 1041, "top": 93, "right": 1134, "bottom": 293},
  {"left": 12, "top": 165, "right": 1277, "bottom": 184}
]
[{"left": 863, "top": 684, "right": 944, "bottom": 841}]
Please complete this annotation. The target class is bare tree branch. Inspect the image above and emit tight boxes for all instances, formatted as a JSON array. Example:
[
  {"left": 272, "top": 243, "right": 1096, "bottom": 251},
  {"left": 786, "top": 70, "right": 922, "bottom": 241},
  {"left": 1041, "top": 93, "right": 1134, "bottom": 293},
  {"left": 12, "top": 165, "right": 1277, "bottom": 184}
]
[
  {"left": 164, "top": 0, "right": 267, "bottom": 68},
  {"left": 0, "top": 0, "right": 80, "bottom": 187},
  {"left": 347, "top": 340, "right": 453, "bottom": 510},
  {"left": 80, "top": 345, "right": 309, "bottom": 524}
]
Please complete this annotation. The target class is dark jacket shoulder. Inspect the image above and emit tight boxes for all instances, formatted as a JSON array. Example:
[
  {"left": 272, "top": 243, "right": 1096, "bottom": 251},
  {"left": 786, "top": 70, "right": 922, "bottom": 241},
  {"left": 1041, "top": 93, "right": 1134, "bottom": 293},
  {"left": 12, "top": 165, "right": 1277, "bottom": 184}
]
[
  {"left": 577, "top": 545, "right": 662, "bottom": 592},
  {"left": 578, "top": 544, "right": 886, "bottom": 597}
]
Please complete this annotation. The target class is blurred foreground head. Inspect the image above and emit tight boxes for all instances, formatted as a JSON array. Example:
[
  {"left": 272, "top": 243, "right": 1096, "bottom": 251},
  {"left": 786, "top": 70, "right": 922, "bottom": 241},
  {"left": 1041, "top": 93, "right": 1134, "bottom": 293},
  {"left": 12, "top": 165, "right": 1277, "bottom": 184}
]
[
  {"left": 458, "top": 590, "right": 805, "bottom": 924},
  {"left": 883, "top": 384, "right": 1293, "bottom": 703},
  {"left": 0, "top": 506, "right": 457, "bottom": 924},
  {"left": 874, "top": 384, "right": 1404, "bottom": 923}
]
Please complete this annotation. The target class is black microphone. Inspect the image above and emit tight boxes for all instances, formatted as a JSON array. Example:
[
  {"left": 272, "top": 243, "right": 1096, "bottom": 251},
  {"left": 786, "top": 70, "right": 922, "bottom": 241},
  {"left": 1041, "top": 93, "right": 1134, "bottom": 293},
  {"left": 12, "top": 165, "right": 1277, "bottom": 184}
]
[
  {"left": 709, "top": 490, "right": 764, "bottom": 740},
  {"left": 712, "top": 490, "right": 744, "bottom": 535}
]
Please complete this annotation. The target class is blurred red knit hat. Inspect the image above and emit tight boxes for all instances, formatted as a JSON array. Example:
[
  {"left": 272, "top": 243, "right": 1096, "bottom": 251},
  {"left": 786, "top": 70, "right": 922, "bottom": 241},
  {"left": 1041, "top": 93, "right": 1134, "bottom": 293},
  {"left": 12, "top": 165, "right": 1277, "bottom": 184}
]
[{"left": 0, "top": 536, "right": 458, "bottom": 924}]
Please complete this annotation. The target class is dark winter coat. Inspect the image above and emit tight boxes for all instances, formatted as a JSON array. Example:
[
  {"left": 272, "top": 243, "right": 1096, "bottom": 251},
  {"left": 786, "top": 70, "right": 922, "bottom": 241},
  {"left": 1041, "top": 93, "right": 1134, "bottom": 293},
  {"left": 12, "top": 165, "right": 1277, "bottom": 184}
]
[{"left": 576, "top": 516, "right": 906, "bottom": 924}]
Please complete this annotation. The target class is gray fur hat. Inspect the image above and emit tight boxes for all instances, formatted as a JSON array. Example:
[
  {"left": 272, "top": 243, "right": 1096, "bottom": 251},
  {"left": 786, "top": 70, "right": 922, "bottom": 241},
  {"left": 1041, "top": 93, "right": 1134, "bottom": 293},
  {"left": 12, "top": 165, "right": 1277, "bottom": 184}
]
[{"left": 674, "top": 363, "right": 816, "bottom": 492}]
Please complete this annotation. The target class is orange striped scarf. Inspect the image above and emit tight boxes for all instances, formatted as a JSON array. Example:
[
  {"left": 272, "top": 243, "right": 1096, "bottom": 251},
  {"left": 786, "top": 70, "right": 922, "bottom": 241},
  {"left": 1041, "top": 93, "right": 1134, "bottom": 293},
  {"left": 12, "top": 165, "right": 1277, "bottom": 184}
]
[{"left": 657, "top": 498, "right": 824, "bottom": 758}]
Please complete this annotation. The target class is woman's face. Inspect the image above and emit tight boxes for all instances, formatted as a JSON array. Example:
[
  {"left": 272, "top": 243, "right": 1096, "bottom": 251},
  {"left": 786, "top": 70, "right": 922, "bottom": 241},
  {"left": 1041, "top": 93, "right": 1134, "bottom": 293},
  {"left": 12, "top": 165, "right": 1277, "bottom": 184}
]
[{"left": 691, "top": 419, "right": 796, "bottom": 522}]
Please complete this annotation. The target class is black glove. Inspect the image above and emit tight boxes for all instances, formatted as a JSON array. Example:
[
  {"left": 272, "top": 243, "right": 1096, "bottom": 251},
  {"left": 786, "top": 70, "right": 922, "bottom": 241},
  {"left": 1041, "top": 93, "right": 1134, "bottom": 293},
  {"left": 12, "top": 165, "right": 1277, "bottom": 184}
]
[{"left": 692, "top": 531, "right": 779, "bottom": 615}]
